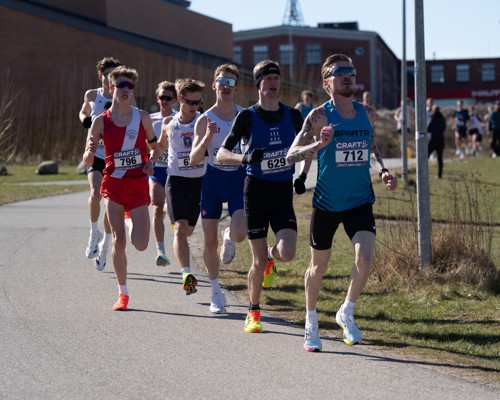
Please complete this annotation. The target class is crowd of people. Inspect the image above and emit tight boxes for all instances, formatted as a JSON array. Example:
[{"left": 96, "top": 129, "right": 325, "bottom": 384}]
[{"left": 81, "top": 53, "right": 398, "bottom": 352}]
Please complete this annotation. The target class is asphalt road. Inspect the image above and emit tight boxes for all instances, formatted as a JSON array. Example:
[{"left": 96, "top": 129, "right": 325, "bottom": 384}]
[{"left": 1, "top": 162, "right": 498, "bottom": 399}]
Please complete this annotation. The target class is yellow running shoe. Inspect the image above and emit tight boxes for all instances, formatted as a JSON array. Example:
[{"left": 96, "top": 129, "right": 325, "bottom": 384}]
[
  {"left": 182, "top": 273, "right": 198, "bottom": 295},
  {"left": 244, "top": 310, "right": 263, "bottom": 333},
  {"left": 262, "top": 259, "right": 277, "bottom": 288}
]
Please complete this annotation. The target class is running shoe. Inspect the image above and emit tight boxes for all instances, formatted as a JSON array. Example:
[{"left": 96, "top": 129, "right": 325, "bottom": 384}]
[
  {"left": 244, "top": 310, "right": 263, "bottom": 333},
  {"left": 155, "top": 252, "right": 170, "bottom": 267},
  {"left": 209, "top": 291, "right": 227, "bottom": 314},
  {"left": 182, "top": 273, "right": 198, "bottom": 295},
  {"left": 124, "top": 214, "right": 132, "bottom": 241},
  {"left": 219, "top": 227, "right": 236, "bottom": 265},
  {"left": 262, "top": 259, "right": 277, "bottom": 289},
  {"left": 95, "top": 242, "right": 107, "bottom": 271},
  {"left": 85, "top": 230, "right": 103, "bottom": 259},
  {"left": 304, "top": 323, "right": 322, "bottom": 352},
  {"left": 335, "top": 308, "right": 362, "bottom": 346},
  {"left": 112, "top": 294, "right": 129, "bottom": 311}
]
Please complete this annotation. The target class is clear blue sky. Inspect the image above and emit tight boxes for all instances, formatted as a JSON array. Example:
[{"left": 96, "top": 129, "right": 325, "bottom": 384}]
[{"left": 189, "top": 0, "right": 500, "bottom": 60}]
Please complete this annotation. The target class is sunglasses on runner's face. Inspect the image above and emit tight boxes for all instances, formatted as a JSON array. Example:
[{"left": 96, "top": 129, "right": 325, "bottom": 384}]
[
  {"left": 103, "top": 72, "right": 111, "bottom": 78},
  {"left": 114, "top": 81, "right": 135, "bottom": 90},
  {"left": 216, "top": 77, "right": 237, "bottom": 87},
  {"left": 182, "top": 97, "right": 203, "bottom": 106},
  {"left": 159, "top": 95, "right": 174, "bottom": 101},
  {"left": 329, "top": 66, "right": 357, "bottom": 77}
]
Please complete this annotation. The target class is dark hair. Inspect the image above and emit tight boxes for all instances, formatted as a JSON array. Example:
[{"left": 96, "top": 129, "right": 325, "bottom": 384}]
[{"left": 96, "top": 57, "right": 122, "bottom": 73}]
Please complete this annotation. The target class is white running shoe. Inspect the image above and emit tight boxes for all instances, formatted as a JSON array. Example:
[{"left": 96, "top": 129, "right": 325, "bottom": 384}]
[
  {"left": 209, "top": 291, "right": 227, "bottom": 314},
  {"left": 219, "top": 227, "right": 236, "bottom": 265},
  {"left": 124, "top": 216, "right": 133, "bottom": 242},
  {"left": 155, "top": 252, "right": 170, "bottom": 267},
  {"left": 336, "top": 307, "right": 362, "bottom": 346},
  {"left": 304, "top": 322, "right": 322, "bottom": 352},
  {"left": 95, "top": 241, "right": 107, "bottom": 271},
  {"left": 85, "top": 230, "right": 102, "bottom": 259}
]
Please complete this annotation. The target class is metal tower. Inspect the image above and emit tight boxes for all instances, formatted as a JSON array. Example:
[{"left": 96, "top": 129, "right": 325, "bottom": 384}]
[{"left": 282, "top": 0, "right": 305, "bottom": 26}]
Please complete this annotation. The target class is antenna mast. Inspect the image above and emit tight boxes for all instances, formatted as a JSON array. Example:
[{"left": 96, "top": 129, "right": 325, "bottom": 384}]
[{"left": 283, "top": 0, "right": 305, "bottom": 26}]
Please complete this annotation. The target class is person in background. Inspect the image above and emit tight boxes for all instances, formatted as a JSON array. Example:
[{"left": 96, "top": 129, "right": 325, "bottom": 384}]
[
  {"left": 83, "top": 66, "right": 160, "bottom": 311},
  {"left": 286, "top": 53, "right": 397, "bottom": 352},
  {"left": 79, "top": 57, "right": 122, "bottom": 271},
  {"left": 154, "top": 78, "right": 206, "bottom": 295},
  {"left": 427, "top": 104, "right": 446, "bottom": 178},
  {"left": 190, "top": 64, "right": 246, "bottom": 314},
  {"left": 148, "top": 80, "right": 177, "bottom": 267},
  {"left": 468, "top": 105, "right": 483, "bottom": 157},
  {"left": 295, "top": 90, "right": 315, "bottom": 119},
  {"left": 451, "top": 99, "right": 469, "bottom": 159},
  {"left": 488, "top": 101, "right": 500, "bottom": 158}
]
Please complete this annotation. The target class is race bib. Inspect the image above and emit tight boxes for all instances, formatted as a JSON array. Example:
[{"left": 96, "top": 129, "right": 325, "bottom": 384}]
[
  {"left": 213, "top": 148, "right": 239, "bottom": 171},
  {"left": 177, "top": 151, "right": 203, "bottom": 170},
  {"left": 335, "top": 140, "right": 369, "bottom": 167},
  {"left": 157, "top": 150, "right": 169, "bottom": 167},
  {"left": 113, "top": 148, "right": 142, "bottom": 170},
  {"left": 260, "top": 148, "right": 291, "bottom": 174}
]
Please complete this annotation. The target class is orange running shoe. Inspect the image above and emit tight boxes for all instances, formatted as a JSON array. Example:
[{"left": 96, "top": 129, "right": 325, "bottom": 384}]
[{"left": 112, "top": 294, "right": 129, "bottom": 311}]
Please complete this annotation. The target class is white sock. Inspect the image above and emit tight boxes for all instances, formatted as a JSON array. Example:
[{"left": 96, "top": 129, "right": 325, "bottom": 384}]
[
  {"left": 267, "top": 245, "right": 273, "bottom": 261},
  {"left": 156, "top": 242, "right": 165, "bottom": 254},
  {"left": 342, "top": 299, "right": 356, "bottom": 317},
  {"left": 181, "top": 267, "right": 191, "bottom": 277},
  {"left": 101, "top": 233, "right": 112, "bottom": 253},
  {"left": 90, "top": 221, "right": 99, "bottom": 236},
  {"left": 210, "top": 277, "right": 221, "bottom": 296},
  {"left": 224, "top": 227, "right": 231, "bottom": 241},
  {"left": 306, "top": 308, "right": 318, "bottom": 326},
  {"left": 119, "top": 284, "right": 129, "bottom": 296}
]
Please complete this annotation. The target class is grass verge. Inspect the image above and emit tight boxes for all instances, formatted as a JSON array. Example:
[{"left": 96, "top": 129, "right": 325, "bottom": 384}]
[
  {"left": 0, "top": 163, "right": 87, "bottom": 205},
  {"left": 213, "top": 156, "right": 500, "bottom": 388}
]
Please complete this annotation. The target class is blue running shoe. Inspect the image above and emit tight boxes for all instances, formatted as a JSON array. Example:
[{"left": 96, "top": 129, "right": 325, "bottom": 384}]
[
  {"left": 304, "top": 323, "right": 322, "bottom": 352},
  {"left": 335, "top": 309, "right": 362, "bottom": 346}
]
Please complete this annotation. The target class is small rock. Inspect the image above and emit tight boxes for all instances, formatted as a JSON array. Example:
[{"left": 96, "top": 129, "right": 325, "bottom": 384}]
[{"left": 36, "top": 161, "right": 58, "bottom": 175}]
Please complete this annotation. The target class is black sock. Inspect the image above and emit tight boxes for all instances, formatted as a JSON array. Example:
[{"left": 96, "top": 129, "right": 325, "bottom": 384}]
[{"left": 249, "top": 303, "right": 260, "bottom": 311}]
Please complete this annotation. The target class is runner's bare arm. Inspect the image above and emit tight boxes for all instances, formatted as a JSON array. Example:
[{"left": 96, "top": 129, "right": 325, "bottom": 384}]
[
  {"left": 286, "top": 107, "right": 330, "bottom": 164},
  {"left": 83, "top": 115, "right": 103, "bottom": 167}
]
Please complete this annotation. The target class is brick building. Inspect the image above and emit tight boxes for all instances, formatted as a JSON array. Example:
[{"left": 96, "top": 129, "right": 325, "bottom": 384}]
[
  {"left": 233, "top": 23, "right": 400, "bottom": 109},
  {"left": 407, "top": 58, "right": 500, "bottom": 107}
]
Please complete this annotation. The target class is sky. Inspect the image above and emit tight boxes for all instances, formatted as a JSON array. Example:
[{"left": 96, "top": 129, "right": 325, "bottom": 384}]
[{"left": 189, "top": 0, "right": 500, "bottom": 61}]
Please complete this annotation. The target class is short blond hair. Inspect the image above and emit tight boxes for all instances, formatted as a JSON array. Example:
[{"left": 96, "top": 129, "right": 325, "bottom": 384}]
[{"left": 108, "top": 66, "right": 139, "bottom": 85}]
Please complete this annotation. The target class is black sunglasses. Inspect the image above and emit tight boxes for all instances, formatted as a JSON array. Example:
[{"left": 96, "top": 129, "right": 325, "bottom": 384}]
[
  {"left": 183, "top": 97, "right": 203, "bottom": 106},
  {"left": 114, "top": 81, "right": 135, "bottom": 90},
  {"left": 159, "top": 95, "right": 174, "bottom": 102}
]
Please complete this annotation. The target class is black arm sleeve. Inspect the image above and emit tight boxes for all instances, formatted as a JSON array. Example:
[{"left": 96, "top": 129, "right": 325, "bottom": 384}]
[
  {"left": 290, "top": 107, "right": 304, "bottom": 134},
  {"left": 221, "top": 109, "right": 252, "bottom": 150}
]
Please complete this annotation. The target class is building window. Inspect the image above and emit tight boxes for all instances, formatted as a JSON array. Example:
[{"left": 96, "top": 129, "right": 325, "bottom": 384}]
[
  {"left": 279, "top": 44, "right": 294, "bottom": 65},
  {"left": 233, "top": 46, "right": 242, "bottom": 65},
  {"left": 253, "top": 45, "right": 268, "bottom": 65},
  {"left": 306, "top": 43, "right": 321, "bottom": 65},
  {"left": 456, "top": 64, "right": 469, "bottom": 82},
  {"left": 431, "top": 65, "right": 444, "bottom": 83},
  {"left": 482, "top": 63, "right": 495, "bottom": 82}
]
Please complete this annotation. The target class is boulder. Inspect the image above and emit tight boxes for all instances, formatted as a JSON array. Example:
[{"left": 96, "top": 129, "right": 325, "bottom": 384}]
[{"left": 36, "top": 160, "right": 58, "bottom": 175}]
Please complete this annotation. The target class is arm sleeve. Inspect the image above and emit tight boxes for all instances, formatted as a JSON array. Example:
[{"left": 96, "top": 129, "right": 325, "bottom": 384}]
[
  {"left": 221, "top": 109, "right": 252, "bottom": 150},
  {"left": 290, "top": 107, "right": 304, "bottom": 135}
]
